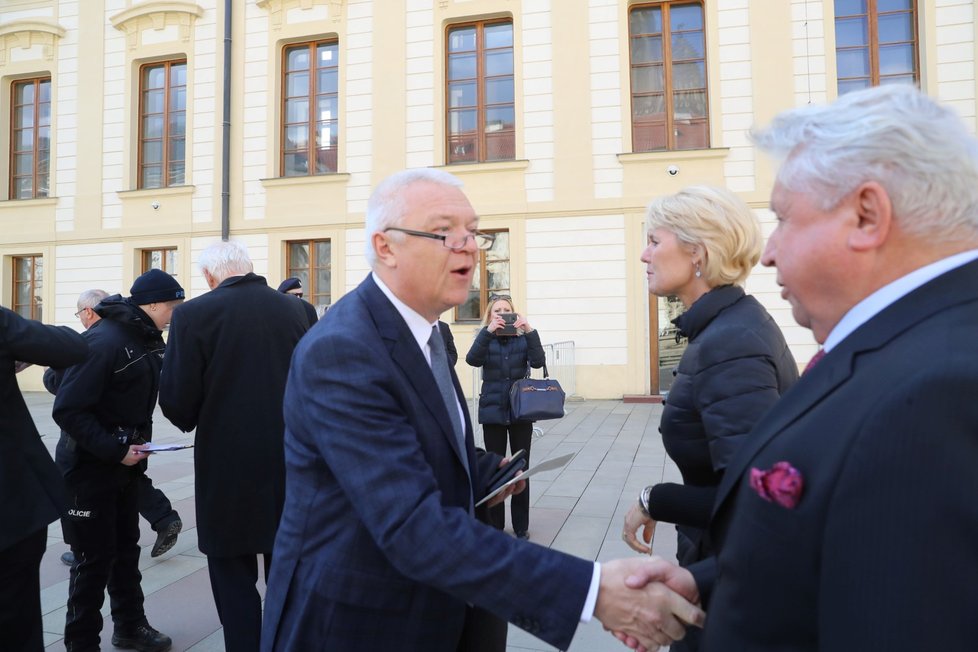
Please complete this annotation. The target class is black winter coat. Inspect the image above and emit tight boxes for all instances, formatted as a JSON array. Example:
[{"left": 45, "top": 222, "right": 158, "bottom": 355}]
[
  {"left": 53, "top": 297, "right": 166, "bottom": 485},
  {"left": 0, "top": 308, "right": 87, "bottom": 550},
  {"left": 466, "top": 327, "right": 545, "bottom": 425},
  {"left": 159, "top": 273, "right": 309, "bottom": 556},
  {"left": 654, "top": 285, "right": 798, "bottom": 565}
]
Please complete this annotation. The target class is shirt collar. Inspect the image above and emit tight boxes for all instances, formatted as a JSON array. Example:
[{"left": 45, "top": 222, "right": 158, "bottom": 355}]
[
  {"left": 371, "top": 272, "right": 438, "bottom": 364},
  {"left": 823, "top": 248, "right": 978, "bottom": 352}
]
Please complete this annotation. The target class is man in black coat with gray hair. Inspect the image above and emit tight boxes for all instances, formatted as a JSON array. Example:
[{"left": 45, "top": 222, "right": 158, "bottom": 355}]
[{"left": 159, "top": 240, "right": 309, "bottom": 652}]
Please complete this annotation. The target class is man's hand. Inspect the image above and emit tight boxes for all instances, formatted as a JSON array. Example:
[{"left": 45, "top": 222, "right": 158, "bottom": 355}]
[
  {"left": 622, "top": 502, "right": 657, "bottom": 554},
  {"left": 121, "top": 444, "right": 149, "bottom": 466},
  {"left": 594, "top": 557, "right": 705, "bottom": 651},
  {"left": 486, "top": 455, "right": 526, "bottom": 507}
]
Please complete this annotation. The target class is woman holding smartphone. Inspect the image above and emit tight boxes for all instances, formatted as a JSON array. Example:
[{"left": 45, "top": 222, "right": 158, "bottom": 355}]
[{"left": 465, "top": 295, "right": 545, "bottom": 539}]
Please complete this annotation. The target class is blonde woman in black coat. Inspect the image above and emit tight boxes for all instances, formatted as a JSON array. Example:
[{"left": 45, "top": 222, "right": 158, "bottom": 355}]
[
  {"left": 622, "top": 186, "right": 798, "bottom": 651},
  {"left": 465, "top": 295, "right": 544, "bottom": 539}
]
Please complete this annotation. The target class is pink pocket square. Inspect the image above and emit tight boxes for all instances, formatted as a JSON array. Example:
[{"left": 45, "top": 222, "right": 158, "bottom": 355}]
[{"left": 749, "top": 461, "right": 804, "bottom": 509}]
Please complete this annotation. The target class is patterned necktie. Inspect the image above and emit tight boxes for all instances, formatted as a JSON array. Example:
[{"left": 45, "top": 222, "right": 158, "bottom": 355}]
[
  {"left": 428, "top": 326, "right": 470, "bottom": 478},
  {"left": 803, "top": 348, "right": 826, "bottom": 375}
]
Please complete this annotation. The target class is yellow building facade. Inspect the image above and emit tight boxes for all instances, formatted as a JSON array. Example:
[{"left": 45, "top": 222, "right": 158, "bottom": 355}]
[{"left": 2, "top": 0, "right": 976, "bottom": 397}]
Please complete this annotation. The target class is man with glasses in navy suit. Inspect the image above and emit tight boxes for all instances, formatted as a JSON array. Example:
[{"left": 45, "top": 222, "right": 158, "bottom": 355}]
[{"left": 261, "top": 168, "right": 705, "bottom": 652}]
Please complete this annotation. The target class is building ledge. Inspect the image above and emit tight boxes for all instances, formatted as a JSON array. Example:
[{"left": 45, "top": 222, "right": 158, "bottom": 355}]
[
  {"left": 435, "top": 159, "right": 530, "bottom": 175},
  {"left": 622, "top": 394, "right": 664, "bottom": 404},
  {"left": 260, "top": 173, "right": 351, "bottom": 188}
]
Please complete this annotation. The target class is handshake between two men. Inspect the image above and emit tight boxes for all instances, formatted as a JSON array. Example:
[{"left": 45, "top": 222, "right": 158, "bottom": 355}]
[{"left": 594, "top": 555, "right": 704, "bottom": 652}]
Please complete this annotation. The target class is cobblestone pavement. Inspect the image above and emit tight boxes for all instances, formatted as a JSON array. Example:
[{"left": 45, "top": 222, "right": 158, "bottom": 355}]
[{"left": 24, "top": 392, "right": 680, "bottom": 652}]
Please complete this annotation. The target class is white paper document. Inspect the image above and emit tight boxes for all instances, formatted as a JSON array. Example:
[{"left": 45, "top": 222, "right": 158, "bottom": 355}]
[
  {"left": 475, "top": 452, "right": 576, "bottom": 507},
  {"left": 141, "top": 442, "right": 194, "bottom": 452}
]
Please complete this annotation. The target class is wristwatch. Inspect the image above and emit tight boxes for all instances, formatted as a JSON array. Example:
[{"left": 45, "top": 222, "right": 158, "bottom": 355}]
[{"left": 638, "top": 485, "right": 652, "bottom": 517}]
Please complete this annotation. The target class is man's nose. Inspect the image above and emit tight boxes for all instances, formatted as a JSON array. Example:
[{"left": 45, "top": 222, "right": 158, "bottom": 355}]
[{"left": 760, "top": 238, "right": 776, "bottom": 267}]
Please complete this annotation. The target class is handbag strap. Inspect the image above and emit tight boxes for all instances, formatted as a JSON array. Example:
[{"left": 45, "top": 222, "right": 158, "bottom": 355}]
[{"left": 524, "top": 363, "right": 550, "bottom": 378}]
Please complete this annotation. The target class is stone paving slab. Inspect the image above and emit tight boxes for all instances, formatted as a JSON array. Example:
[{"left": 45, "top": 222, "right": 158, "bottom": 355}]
[{"left": 23, "top": 392, "right": 680, "bottom": 652}]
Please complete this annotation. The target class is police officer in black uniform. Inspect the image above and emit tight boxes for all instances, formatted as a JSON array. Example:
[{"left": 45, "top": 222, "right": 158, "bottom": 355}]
[{"left": 53, "top": 269, "right": 184, "bottom": 652}]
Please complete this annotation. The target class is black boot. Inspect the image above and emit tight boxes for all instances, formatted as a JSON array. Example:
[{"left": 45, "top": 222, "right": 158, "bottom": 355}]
[
  {"left": 150, "top": 513, "right": 182, "bottom": 558},
  {"left": 111, "top": 623, "right": 172, "bottom": 652}
]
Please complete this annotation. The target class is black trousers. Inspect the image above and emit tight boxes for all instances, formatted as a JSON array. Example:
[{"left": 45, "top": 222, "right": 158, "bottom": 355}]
[
  {"left": 207, "top": 553, "right": 272, "bottom": 652},
  {"left": 457, "top": 604, "right": 507, "bottom": 652},
  {"left": 135, "top": 471, "right": 176, "bottom": 531},
  {"left": 483, "top": 422, "right": 533, "bottom": 534},
  {"left": 0, "top": 526, "right": 48, "bottom": 652},
  {"left": 63, "top": 477, "right": 145, "bottom": 652}
]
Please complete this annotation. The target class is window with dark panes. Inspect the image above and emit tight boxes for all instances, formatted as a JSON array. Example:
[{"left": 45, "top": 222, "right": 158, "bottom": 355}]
[
  {"left": 141, "top": 248, "right": 178, "bottom": 277},
  {"left": 10, "top": 77, "right": 51, "bottom": 199},
  {"left": 446, "top": 20, "right": 515, "bottom": 164},
  {"left": 139, "top": 61, "right": 186, "bottom": 189},
  {"left": 629, "top": 3, "right": 709, "bottom": 152},
  {"left": 835, "top": 0, "right": 918, "bottom": 95},
  {"left": 456, "top": 229, "right": 509, "bottom": 321},
  {"left": 13, "top": 255, "right": 42, "bottom": 321},
  {"left": 282, "top": 41, "right": 339, "bottom": 176},
  {"left": 286, "top": 239, "right": 331, "bottom": 309}
]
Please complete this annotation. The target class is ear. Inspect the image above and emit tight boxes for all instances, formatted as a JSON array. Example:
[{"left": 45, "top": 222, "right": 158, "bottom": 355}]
[
  {"left": 373, "top": 231, "right": 397, "bottom": 269},
  {"left": 203, "top": 269, "right": 218, "bottom": 290},
  {"left": 847, "top": 181, "right": 892, "bottom": 252}
]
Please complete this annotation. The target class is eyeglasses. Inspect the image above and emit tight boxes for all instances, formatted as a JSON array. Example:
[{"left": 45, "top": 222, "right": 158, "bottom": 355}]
[
  {"left": 384, "top": 227, "right": 495, "bottom": 251},
  {"left": 74, "top": 308, "right": 87, "bottom": 317},
  {"left": 488, "top": 294, "right": 512, "bottom": 302}
]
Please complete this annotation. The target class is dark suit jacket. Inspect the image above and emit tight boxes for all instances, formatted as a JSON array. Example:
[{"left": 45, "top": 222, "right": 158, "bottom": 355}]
[
  {"left": 261, "top": 275, "right": 592, "bottom": 652},
  {"left": 0, "top": 308, "right": 87, "bottom": 551},
  {"left": 159, "top": 273, "right": 309, "bottom": 555},
  {"left": 695, "top": 258, "right": 978, "bottom": 650}
]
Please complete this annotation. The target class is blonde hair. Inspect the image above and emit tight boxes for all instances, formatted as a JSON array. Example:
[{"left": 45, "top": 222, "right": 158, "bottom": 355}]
[
  {"left": 481, "top": 295, "right": 518, "bottom": 326},
  {"left": 645, "top": 185, "right": 762, "bottom": 286}
]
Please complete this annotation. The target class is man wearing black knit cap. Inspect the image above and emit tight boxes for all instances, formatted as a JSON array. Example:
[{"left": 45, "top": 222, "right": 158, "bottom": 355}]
[
  {"left": 54, "top": 268, "right": 184, "bottom": 652},
  {"left": 276, "top": 276, "right": 319, "bottom": 326},
  {"left": 45, "top": 288, "right": 183, "bottom": 567}
]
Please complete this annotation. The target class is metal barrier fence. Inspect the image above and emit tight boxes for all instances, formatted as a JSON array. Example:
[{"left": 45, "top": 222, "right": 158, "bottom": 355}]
[{"left": 541, "top": 341, "right": 576, "bottom": 399}]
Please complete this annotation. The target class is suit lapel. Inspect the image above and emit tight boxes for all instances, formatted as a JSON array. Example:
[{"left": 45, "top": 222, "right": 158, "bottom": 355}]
[
  {"left": 714, "top": 258, "right": 978, "bottom": 517},
  {"left": 360, "top": 277, "right": 473, "bottom": 478}
]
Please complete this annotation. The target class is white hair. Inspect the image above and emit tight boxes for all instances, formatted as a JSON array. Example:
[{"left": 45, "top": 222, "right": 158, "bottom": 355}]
[
  {"left": 363, "top": 168, "right": 464, "bottom": 268},
  {"left": 77, "top": 289, "right": 109, "bottom": 311},
  {"left": 197, "top": 239, "right": 254, "bottom": 283},
  {"left": 750, "top": 84, "right": 978, "bottom": 241}
]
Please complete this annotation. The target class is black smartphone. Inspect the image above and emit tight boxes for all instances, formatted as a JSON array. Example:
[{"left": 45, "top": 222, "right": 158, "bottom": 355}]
[
  {"left": 497, "top": 313, "right": 518, "bottom": 336},
  {"left": 486, "top": 449, "right": 527, "bottom": 493}
]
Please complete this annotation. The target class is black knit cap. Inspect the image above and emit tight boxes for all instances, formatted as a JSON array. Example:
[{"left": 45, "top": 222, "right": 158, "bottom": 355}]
[
  {"left": 129, "top": 269, "right": 185, "bottom": 305},
  {"left": 277, "top": 277, "right": 301, "bottom": 293}
]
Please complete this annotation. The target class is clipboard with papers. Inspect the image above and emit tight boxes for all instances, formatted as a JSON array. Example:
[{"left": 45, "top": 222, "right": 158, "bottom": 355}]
[
  {"left": 475, "top": 452, "right": 576, "bottom": 507},
  {"left": 141, "top": 442, "right": 194, "bottom": 453}
]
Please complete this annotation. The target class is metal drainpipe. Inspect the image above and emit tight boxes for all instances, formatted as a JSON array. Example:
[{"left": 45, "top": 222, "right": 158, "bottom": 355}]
[{"left": 220, "top": 0, "right": 232, "bottom": 240}]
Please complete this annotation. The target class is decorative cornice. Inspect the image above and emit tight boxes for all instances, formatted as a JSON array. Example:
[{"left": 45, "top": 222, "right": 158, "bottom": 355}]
[
  {"left": 256, "top": 0, "right": 344, "bottom": 28},
  {"left": 110, "top": 1, "right": 204, "bottom": 50},
  {"left": 0, "top": 19, "right": 66, "bottom": 64}
]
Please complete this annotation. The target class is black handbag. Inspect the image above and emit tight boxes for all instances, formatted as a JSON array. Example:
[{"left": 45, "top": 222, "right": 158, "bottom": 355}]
[{"left": 509, "top": 363, "right": 565, "bottom": 422}]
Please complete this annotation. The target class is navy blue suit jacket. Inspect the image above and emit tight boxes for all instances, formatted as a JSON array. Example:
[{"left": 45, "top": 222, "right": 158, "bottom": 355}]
[
  {"left": 261, "top": 275, "right": 592, "bottom": 651},
  {"left": 695, "top": 258, "right": 978, "bottom": 650}
]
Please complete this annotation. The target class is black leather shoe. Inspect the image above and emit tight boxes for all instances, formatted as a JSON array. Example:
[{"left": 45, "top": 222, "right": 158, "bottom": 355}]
[
  {"left": 61, "top": 551, "right": 75, "bottom": 566},
  {"left": 516, "top": 531, "right": 529, "bottom": 540},
  {"left": 111, "top": 623, "right": 172, "bottom": 652},
  {"left": 150, "top": 515, "right": 182, "bottom": 558}
]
